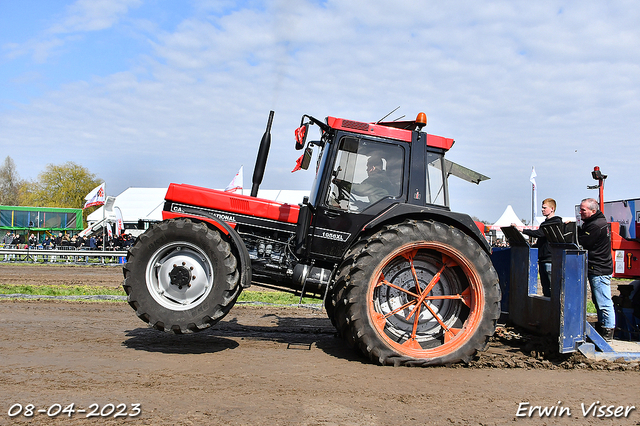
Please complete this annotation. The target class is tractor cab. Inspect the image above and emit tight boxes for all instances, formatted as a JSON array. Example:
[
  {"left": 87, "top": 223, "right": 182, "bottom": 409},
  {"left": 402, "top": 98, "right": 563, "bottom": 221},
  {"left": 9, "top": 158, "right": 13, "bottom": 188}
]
[{"left": 291, "top": 112, "right": 464, "bottom": 263}]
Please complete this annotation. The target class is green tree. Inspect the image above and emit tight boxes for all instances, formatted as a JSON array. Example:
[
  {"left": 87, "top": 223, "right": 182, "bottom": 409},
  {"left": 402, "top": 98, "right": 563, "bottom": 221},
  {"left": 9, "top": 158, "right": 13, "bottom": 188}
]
[
  {"left": 22, "top": 162, "right": 102, "bottom": 209},
  {"left": 0, "top": 156, "right": 24, "bottom": 206}
]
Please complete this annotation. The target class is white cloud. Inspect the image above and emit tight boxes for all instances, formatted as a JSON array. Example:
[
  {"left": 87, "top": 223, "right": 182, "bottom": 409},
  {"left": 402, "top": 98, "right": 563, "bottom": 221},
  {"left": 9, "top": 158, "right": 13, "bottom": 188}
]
[
  {"left": 1, "top": 0, "right": 640, "bottom": 222},
  {"left": 49, "top": 0, "right": 143, "bottom": 34},
  {"left": 3, "top": 0, "right": 142, "bottom": 63}
]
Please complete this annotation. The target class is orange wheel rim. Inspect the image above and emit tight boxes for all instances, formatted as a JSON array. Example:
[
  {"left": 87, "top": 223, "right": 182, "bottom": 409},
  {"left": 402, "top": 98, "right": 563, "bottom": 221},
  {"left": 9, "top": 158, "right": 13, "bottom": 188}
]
[{"left": 367, "top": 241, "right": 484, "bottom": 359}]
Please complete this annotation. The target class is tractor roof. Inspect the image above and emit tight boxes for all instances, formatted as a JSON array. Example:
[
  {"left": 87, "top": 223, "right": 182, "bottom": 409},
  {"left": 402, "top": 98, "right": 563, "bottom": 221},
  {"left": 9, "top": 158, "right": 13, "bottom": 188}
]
[{"left": 325, "top": 113, "right": 454, "bottom": 150}]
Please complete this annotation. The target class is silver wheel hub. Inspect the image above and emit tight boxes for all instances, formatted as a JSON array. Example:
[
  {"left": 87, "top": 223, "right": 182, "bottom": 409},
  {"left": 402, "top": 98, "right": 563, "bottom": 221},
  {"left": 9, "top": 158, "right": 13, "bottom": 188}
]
[
  {"left": 375, "top": 253, "right": 462, "bottom": 343},
  {"left": 145, "top": 241, "right": 214, "bottom": 311}
]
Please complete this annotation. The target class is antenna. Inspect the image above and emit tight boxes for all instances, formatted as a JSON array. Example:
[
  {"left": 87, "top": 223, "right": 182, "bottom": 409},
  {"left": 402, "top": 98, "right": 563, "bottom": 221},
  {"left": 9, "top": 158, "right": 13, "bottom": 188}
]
[{"left": 376, "top": 106, "right": 400, "bottom": 124}]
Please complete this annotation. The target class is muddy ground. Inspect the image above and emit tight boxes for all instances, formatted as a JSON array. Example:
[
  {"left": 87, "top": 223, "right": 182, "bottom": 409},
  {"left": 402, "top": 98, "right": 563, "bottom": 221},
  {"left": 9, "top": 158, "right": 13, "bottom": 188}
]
[{"left": 0, "top": 263, "right": 639, "bottom": 425}]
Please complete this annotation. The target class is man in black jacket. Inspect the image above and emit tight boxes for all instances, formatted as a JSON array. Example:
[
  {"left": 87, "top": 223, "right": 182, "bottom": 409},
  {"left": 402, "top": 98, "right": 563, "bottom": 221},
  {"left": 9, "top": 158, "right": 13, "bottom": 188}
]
[
  {"left": 523, "top": 198, "right": 563, "bottom": 297},
  {"left": 578, "top": 198, "right": 615, "bottom": 341}
]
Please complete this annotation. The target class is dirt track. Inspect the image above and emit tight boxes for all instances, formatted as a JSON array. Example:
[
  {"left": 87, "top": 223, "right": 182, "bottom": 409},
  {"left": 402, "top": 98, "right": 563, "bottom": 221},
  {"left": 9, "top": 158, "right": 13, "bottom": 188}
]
[{"left": 1, "top": 264, "right": 639, "bottom": 425}]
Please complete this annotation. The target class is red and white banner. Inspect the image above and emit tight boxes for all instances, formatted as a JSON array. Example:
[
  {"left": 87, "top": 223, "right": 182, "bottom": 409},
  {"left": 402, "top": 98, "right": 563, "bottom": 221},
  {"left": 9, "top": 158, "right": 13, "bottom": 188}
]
[
  {"left": 224, "top": 166, "right": 243, "bottom": 193},
  {"left": 83, "top": 183, "right": 106, "bottom": 209},
  {"left": 114, "top": 206, "right": 124, "bottom": 237}
]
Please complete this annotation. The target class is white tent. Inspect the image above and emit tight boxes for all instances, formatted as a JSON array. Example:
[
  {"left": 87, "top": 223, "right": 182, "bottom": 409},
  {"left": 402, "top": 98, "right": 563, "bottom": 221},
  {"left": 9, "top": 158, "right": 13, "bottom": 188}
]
[
  {"left": 489, "top": 205, "right": 526, "bottom": 230},
  {"left": 88, "top": 187, "right": 168, "bottom": 224}
]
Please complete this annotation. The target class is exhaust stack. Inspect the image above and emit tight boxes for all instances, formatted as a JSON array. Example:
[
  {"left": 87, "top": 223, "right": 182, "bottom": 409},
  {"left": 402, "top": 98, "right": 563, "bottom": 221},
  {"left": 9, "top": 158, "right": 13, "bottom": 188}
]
[{"left": 251, "top": 111, "right": 274, "bottom": 197}]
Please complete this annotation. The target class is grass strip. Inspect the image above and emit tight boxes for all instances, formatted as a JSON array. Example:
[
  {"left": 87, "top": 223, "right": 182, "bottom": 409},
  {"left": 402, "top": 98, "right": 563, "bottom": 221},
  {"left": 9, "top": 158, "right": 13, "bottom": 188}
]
[
  {"left": 0, "top": 284, "right": 125, "bottom": 297},
  {"left": 0, "top": 284, "right": 319, "bottom": 305},
  {"left": 238, "top": 291, "right": 318, "bottom": 305}
]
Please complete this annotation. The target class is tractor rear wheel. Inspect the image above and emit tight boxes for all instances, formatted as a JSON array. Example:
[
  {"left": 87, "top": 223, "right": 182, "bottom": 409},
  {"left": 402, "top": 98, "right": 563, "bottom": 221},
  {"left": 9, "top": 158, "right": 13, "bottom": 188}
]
[
  {"left": 338, "top": 219, "right": 500, "bottom": 366},
  {"left": 123, "top": 218, "right": 241, "bottom": 333}
]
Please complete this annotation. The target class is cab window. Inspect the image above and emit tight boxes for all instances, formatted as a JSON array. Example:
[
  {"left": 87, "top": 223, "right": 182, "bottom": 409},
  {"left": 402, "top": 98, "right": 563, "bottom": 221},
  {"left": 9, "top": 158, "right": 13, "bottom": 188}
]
[
  {"left": 326, "top": 137, "right": 403, "bottom": 212},
  {"left": 426, "top": 152, "right": 448, "bottom": 207}
]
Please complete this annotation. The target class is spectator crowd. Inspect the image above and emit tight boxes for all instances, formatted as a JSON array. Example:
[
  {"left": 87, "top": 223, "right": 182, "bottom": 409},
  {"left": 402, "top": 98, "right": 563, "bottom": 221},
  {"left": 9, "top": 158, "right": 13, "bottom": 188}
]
[{"left": 1, "top": 230, "right": 135, "bottom": 251}]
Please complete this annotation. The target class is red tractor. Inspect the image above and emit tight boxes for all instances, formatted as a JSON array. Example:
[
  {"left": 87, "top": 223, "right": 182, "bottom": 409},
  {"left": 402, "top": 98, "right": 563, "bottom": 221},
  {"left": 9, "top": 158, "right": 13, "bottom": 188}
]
[{"left": 123, "top": 110, "right": 501, "bottom": 366}]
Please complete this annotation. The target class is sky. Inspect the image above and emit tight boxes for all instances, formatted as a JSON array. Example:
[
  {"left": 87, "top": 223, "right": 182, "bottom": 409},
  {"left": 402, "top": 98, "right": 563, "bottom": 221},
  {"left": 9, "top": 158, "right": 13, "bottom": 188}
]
[{"left": 1, "top": 0, "right": 639, "bottom": 223}]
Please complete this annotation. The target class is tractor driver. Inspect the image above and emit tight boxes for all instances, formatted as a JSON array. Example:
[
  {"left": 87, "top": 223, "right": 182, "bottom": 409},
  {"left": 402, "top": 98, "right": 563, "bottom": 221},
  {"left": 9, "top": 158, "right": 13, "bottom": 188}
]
[{"left": 333, "top": 154, "right": 398, "bottom": 207}]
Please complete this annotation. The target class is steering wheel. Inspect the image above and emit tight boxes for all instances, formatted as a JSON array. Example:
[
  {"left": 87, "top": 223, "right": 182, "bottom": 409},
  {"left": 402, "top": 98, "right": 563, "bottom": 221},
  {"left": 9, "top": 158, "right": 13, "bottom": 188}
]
[{"left": 333, "top": 179, "right": 356, "bottom": 203}]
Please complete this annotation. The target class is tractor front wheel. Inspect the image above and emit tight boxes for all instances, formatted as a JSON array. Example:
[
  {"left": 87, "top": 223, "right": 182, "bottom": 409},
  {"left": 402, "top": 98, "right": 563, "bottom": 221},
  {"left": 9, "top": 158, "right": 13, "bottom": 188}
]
[{"left": 123, "top": 218, "right": 241, "bottom": 333}]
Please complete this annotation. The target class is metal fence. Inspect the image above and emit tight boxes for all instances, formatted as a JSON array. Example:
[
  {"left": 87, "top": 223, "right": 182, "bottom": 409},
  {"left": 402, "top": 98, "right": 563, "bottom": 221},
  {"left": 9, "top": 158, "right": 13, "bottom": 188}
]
[{"left": 0, "top": 246, "right": 128, "bottom": 265}]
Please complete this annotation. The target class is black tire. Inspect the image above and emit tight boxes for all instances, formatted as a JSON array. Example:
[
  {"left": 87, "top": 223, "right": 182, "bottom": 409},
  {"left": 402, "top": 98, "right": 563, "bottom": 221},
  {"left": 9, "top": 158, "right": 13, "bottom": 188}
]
[
  {"left": 327, "top": 241, "right": 366, "bottom": 350},
  {"left": 337, "top": 219, "right": 500, "bottom": 366},
  {"left": 123, "top": 218, "right": 241, "bottom": 333},
  {"left": 325, "top": 251, "right": 355, "bottom": 329}
]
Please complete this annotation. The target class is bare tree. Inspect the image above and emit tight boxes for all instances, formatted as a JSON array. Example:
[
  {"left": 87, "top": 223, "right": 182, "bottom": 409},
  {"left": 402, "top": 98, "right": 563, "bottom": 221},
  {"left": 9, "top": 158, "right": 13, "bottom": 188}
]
[{"left": 0, "top": 156, "right": 23, "bottom": 206}]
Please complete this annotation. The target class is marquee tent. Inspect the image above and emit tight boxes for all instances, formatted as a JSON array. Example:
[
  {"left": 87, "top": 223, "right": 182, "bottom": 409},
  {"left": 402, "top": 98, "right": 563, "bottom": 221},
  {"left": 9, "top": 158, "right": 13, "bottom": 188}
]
[
  {"left": 489, "top": 205, "right": 526, "bottom": 230},
  {"left": 87, "top": 188, "right": 167, "bottom": 225}
]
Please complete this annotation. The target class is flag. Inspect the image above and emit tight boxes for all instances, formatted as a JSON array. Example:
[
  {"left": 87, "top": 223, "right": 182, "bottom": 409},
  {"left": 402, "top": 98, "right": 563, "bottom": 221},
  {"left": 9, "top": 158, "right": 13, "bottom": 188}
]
[
  {"left": 291, "top": 153, "right": 304, "bottom": 173},
  {"left": 114, "top": 206, "right": 124, "bottom": 237},
  {"left": 106, "top": 222, "right": 113, "bottom": 239},
  {"left": 529, "top": 167, "right": 537, "bottom": 218},
  {"left": 225, "top": 166, "right": 243, "bottom": 193},
  {"left": 83, "top": 183, "right": 106, "bottom": 209}
]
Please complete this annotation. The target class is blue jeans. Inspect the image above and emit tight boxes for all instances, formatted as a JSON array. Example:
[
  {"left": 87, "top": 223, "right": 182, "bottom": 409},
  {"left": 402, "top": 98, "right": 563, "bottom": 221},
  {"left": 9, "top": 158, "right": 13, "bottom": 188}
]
[
  {"left": 539, "top": 262, "right": 552, "bottom": 297},
  {"left": 588, "top": 274, "right": 616, "bottom": 329}
]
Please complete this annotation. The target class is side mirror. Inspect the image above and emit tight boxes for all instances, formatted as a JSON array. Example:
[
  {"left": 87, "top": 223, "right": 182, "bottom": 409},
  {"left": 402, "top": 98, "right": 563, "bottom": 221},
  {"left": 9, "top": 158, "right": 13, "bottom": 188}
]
[
  {"left": 292, "top": 146, "right": 314, "bottom": 172},
  {"left": 295, "top": 123, "right": 309, "bottom": 150},
  {"left": 300, "top": 147, "right": 313, "bottom": 170}
]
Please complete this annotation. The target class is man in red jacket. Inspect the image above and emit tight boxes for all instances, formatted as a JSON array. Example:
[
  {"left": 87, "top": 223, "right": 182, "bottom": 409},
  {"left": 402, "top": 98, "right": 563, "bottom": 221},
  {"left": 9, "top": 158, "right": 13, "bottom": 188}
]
[{"left": 578, "top": 198, "right": 615, "bottom": 341}]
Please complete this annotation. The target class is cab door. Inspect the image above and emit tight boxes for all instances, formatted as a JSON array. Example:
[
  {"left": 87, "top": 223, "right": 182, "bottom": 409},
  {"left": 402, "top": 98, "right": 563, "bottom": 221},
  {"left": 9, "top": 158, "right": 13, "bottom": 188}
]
[{"left": 307, "top": 135, "right": 407, "bottom": 260}]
